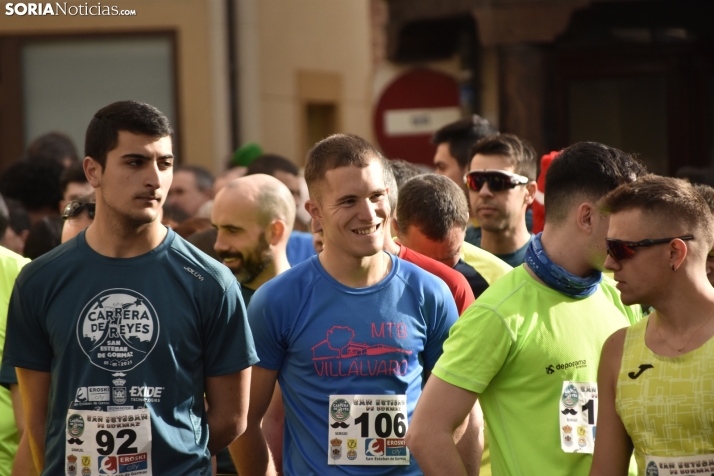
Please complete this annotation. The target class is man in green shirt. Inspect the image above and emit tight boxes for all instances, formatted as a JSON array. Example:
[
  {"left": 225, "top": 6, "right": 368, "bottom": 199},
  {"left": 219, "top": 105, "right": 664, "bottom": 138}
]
[{"left": 406, "top": 142, "right": 646, "bottom": 476}]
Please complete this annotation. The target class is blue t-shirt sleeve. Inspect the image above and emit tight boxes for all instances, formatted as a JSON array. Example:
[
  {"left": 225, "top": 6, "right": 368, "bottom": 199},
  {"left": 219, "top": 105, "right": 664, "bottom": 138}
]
[
  {"left": 3, "top": 280, "right": 53, "bottom": 372},
  {"left": 0, "top": 362, "right": 17, "bottom": 389},
  {"left": 202, "top": 280, "right": 259, "bottom": 377},
  {"left": 247, "top": 285, "right": 286, "bottom": 370},
  {"left": 422, "top": 278, "right": 459, "bottom": 371}
]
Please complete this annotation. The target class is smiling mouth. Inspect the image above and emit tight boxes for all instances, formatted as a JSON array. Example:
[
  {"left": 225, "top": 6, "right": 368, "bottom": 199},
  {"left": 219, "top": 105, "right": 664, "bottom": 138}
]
[{"left": 353, "top": 224, "right": 380, "bottom": 235}]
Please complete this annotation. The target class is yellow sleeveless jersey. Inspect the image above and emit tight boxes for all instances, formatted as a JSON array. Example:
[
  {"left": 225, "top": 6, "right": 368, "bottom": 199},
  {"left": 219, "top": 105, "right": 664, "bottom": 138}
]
[{"left": 617, "top": 316, "right": 714, "bottom": 476}]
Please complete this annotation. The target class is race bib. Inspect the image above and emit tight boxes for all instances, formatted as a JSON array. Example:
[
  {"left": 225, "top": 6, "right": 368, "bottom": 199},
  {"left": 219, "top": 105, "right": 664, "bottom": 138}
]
[
  {"left": 559, "top": 381, "right": 597, "bottom": 453},
  {"left": 645, "top": 454, "right": 714, "bottom": 476},
  {"left": 66, "top": 408, "right": 152, "bottom": 476},
  {"left": 327, "top": 394, "right": 409, "bottom": 466}
]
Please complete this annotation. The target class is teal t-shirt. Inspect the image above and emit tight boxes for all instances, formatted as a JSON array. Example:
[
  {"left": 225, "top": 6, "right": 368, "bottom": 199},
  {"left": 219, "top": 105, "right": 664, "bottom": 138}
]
[
  {"left": 433, "top": 266, "right": 641, "bottom": 476},
  {"left": 3, "top": 230, "right": 258, "bottom": 476}
]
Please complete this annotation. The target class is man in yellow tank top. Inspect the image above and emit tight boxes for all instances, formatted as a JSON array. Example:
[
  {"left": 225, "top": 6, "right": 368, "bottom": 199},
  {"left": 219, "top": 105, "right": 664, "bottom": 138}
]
[{"left": 590, "top": 175, "right": 714, "bottom": 476}]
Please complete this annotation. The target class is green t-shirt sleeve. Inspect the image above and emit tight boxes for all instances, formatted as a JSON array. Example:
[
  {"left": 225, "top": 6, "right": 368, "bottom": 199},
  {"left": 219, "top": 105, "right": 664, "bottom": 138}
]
[{"left": 432, "top": 305, "right": 513, "bottom": 394}]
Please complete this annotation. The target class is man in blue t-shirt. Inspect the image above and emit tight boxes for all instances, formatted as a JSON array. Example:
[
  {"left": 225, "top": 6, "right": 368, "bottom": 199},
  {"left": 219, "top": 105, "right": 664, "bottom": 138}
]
[
  {"left": 3, "top": 101, "right": 257, "bottom": 476},
  {"left": 230, "top": 134, "right": 461, "bottom": 476}
]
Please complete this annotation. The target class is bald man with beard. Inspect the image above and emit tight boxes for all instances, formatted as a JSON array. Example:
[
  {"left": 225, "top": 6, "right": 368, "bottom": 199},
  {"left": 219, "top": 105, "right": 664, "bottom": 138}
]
[{"left": 212, "top": 174, "right": 294, "bottom": 474}]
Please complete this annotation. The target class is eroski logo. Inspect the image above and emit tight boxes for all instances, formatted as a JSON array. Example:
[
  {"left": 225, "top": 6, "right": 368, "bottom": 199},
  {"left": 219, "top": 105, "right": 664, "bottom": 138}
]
[{"left": 76, "top": 289, "right": 160, "bottom": 372}]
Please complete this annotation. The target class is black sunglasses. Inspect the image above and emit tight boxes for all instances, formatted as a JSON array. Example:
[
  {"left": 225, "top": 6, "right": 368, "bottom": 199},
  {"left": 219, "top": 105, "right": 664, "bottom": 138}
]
[
  {"left": 464, "top": 169, "right": 529, "bottom": 193},
  {"left": 606, "top": 236, "right": 694, "bottom": 261},
  {"left": 62, "top": 200, "right": 96, "bottom": 220}
]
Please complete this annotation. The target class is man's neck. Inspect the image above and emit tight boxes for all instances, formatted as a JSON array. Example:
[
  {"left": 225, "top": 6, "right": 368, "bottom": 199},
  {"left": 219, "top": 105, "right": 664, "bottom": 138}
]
[
  {"left": 480, "top": 222, "right": 530, "bottom": 256},
  {"left": 539, "top": 227, "right": 594, "bottom": 278},
  {"left": 246, "top": 249, "right": 292, "bottom": 290},
  {"left": 320, "top": 247, "right": 391, "bottom": 288},
  {"left": 651, "top": 276, "right": 714, "bottom": 333},
  {"left": 85, "top": 214, "right": 167, "bottom": 258}
]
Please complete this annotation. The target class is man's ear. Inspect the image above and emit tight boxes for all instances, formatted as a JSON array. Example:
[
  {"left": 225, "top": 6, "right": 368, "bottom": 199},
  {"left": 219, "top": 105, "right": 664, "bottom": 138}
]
[
  {"left": 669, "top": 238, "right": 689, "bottom": 271},
  {"left": 575, "top": 202, "right": 596, "bottom": 234},
  {"left": 525, "top": 181, "right": 537, "bottom": 206},
  {"left": 266, "top": 219, "right": 287, "bottom": 246},
  {"left": 84, "top": 156, "right": 101, "bottom": 188},
  {"left": 305, "top": 199, "right": 322, "bottom": 223}
]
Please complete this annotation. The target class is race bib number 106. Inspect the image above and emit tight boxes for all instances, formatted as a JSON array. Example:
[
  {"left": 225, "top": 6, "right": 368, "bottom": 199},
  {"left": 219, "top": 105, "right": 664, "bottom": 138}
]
[{"left": 327, "top": 394, "right": 409, "bottom": 466}]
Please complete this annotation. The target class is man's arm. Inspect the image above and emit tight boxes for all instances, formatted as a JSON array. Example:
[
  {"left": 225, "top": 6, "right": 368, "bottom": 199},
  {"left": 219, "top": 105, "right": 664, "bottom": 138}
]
[
  {"left": 453, "top": 402, "right": 484, "bottom": 476},
  {"left": 262, "top": 383, "right": 285, "bottom": 475},
  {"left": 229, "top": 366, "right": 279, "bottom": 476},
  {"left": 205, "top": 367, "right": 252, "bottom": 455},
  {"left": 10, "top": 383, "right": 38, "bottom": 476},
  {"left": 16, "top": 368, "right": 50, "bottom": 472},
  {"left": 589, "top": 329, "right": 633, "bottom": 476},
  {"left": 406, "top": 375, "right": 479, "bottom": 476}
]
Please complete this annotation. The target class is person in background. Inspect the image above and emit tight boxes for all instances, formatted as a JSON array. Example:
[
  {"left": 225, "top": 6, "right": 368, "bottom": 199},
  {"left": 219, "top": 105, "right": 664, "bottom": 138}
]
[
  {"left": 0, "top": 199, "right": 31, "bottom": 257},
  {"left": 58, "top": 162, "right": 93, "bottom": 213},
  {"left": 60, "top": 194, "right": 95, "bottom": 243},
  {"left": 0, "top": 156, "right": 63, "bottom": 224},
  {"left": 26, "top": 131, "right": 79, "bottom": 168},
  {"left": 22, "top": 216, "right": 62, "bottom": 260},
  {"left": 466, "top": 134, "right": 538, "bottom": 267},
  {"left": 694, "top": 184, "right": 714, "bottom": 287},
  {"left": 212, "top": 174, "right": 294, "bottom": 475},
  {"left": 0, "top": 195, "right": 31, "bottom": 476},
  {"left": 246, "top": 154, "right": 315, "bottom": 263},
  {"left": 431, "top": 115, "right": 499, "bottom": 245},
  {"left": 166, "top": 165, "right": 214, "bottom": 217}
]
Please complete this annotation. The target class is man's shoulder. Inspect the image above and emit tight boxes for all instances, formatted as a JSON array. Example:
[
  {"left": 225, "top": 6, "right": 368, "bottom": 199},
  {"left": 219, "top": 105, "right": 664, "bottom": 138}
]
[
  {"left": 13, "top": 240, "right": 77, "bottom": 289},
  {"left": 461, "top": 241, "right": 512, "bottom": 285},
  {"left": 169, "top": 234, "right": 236, "bottom": 291},
  {"left": 467, "top": 266, "right": 532, "bottom": 310}
]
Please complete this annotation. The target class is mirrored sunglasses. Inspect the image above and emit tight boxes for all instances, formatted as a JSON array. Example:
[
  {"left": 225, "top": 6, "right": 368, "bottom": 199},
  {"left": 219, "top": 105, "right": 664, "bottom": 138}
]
[
  {"left": 463, "top": 169, "right": 529, "bottom": 192},
  {"left": 62, "top": 200, "right": 96, "bottom": 220}
]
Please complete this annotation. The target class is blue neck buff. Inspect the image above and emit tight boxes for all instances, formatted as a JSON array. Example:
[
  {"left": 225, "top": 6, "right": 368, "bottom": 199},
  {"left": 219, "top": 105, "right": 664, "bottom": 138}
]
[{"left": 524, "top": 232, "right": 602, "bottom": 299}]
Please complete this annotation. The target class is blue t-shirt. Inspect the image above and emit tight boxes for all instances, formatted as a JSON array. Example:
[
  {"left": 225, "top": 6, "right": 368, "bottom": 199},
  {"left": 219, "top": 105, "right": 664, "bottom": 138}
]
[
  {"left": 3, "top": 229, "right": 258, "bottom": 476},
  {"left": 249, "top": 253, "right": 458, "bottom": 475},
  {"left": 286, "top": 231, "right": 316, "bottom": 266}
]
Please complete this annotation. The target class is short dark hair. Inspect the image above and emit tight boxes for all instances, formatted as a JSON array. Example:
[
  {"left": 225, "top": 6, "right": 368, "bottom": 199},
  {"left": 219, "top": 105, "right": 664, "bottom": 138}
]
[
  {"left": 85, "top": 100, "right": 173, "bottom": 168},
  {"left": 602, "top": 175, "right": 714, "bottom": 251},
  {"left": 397, "top": 173, "right": 469, "bottom": 242},
  {"left": 175, "top": 165, "right": 214, "bottom": 192},
  {"left": 60, "top": 161, "right": 88, "bottom": 194},
  {"left": 470, "top": 133, "right": 537, "bottom": 181},
  {"left": 0, "top": 156, "right": 64, "bottom": 212},
  {"left": 304, "top": 134, "right": 386, "bottom": 200},
  {"left": 431, "top": 115, "right": 498, "bottom": 169},
  {"left": 23, "top": 215, "right": 63, "bottom": 259},
  {"left": 388, "top": 159, "right": 422, "bottom": 189},
  {"left": 386, "top": 159, "right": 423, "bottom": 212},
  {"left": 5, "top": 198, "right": 31, "bottom": 236},
  {"left": 0, "top": 195, "right": 8, "bottom": 237},
  {"left": 27, "top": 132, "right": 79, "bottom": 165},
  {"left": 675, "top": 166, "right": 714, "bottom": 188},
  {"left": 544, "top": 142, "right": 646, "bottom": 225},
  {"left": 694, "top": 184, "right": 714, "bottom": 214},
  {"left": 246, "top": 154, "right": 299, "bottom": 177}
]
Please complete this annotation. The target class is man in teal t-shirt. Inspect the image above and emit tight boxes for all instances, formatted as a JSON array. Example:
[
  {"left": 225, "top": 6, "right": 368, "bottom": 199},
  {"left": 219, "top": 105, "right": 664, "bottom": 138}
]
[{"left": 406, "top": 142, "right": 646, "bottom": 476}]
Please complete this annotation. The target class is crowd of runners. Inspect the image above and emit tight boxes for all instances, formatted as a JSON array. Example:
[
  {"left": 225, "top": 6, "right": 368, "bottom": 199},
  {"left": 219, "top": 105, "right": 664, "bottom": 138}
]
[{"left": 0, "top": 100, "right": 712, "bottom": 476}]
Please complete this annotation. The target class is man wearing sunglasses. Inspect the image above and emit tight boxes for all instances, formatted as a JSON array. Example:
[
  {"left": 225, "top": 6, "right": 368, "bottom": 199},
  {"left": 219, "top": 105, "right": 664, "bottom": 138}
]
[
  {"left": 465, "top": 134, "right": 537, "bottom": 267},
  {"left": 590, "top": 176, "right": 714, "bottom": 476},
  {"left": 3, "top": 101, "right": 257, "bottom": 475},
  {"left": 60, "top": 194, "right": 96, "bottom": 243},
  {"left": 407, "top": 142, "right": 646, "bottom": 476}
]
